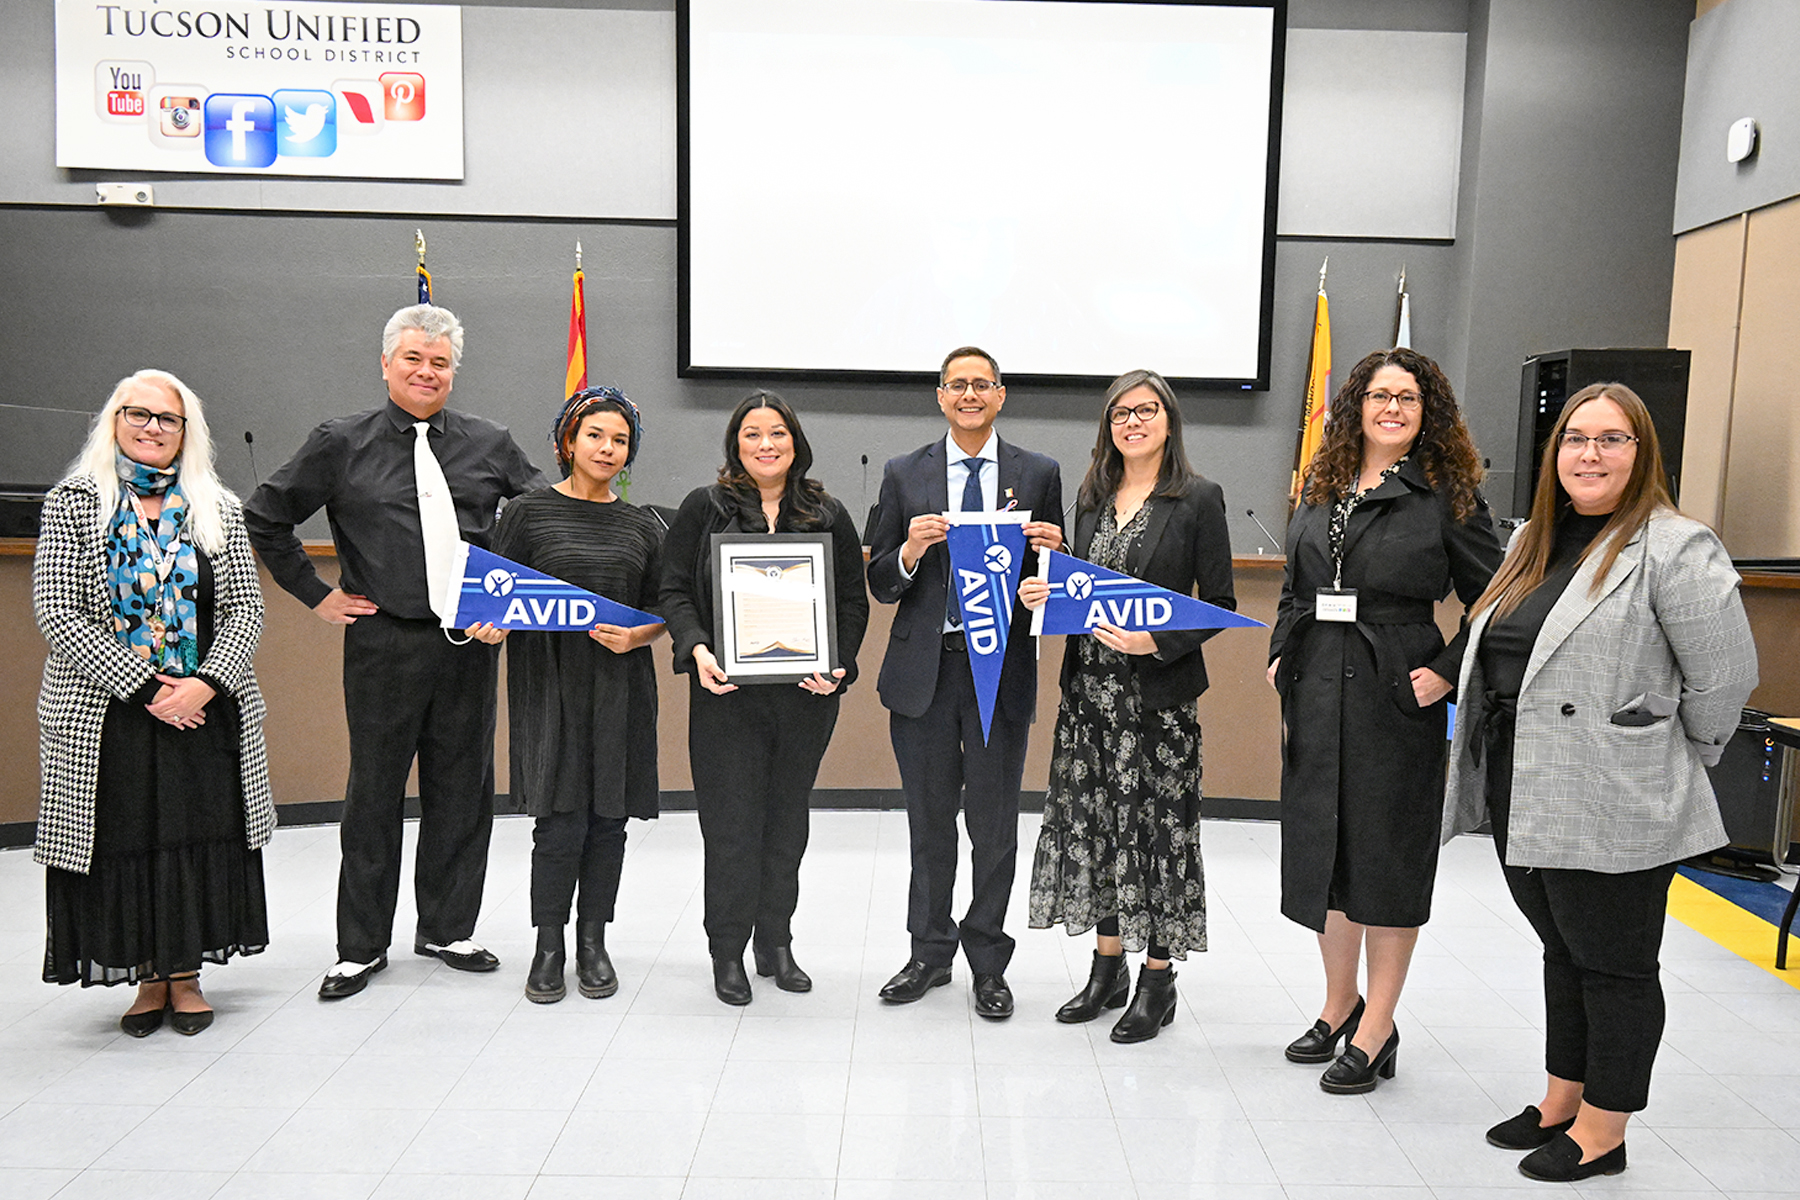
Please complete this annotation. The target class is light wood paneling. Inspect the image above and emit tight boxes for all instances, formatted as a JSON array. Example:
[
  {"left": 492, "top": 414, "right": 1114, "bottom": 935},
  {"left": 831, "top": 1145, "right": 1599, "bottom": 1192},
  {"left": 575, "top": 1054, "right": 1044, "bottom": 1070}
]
[
  {"left": 1669, "top": 214, "right": 1746, "bottom": 527},
  {"left": 1722, "top": 196, "right": 1800, "bottom": 556}
]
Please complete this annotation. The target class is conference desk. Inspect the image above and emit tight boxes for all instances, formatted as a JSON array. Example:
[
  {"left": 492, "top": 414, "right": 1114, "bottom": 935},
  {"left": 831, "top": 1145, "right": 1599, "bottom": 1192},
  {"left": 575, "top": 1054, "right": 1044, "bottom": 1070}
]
[{"left": 3, "top": 542, "right": 1798, "bottom": 843}]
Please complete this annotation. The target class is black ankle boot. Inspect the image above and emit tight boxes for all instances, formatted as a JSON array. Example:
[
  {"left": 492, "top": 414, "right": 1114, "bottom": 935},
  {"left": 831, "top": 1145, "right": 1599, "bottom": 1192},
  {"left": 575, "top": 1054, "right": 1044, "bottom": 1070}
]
[
  {"left": 1056, "top": 951, "right": 1129, "bottom": 1024},
  {"left": 575, "top": 919, "right": 617, "bottom": 999},
  {"left": 526, "top": 926, "right": 566, "bottom": 1004},
  {"left": 1109, "top": 964, "right": 1178, "bottom": 1044},
  {"left": 753, "top": 944, "right": 812, "bottom": 992}
]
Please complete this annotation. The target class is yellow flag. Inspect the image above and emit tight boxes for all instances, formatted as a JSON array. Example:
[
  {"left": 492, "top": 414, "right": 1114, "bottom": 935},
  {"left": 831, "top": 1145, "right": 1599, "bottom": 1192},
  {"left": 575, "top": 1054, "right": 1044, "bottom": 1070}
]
[
  {"left": 1290, "top": 287, "right": 1331, "bottom": 505},
  {"left": 565, "top": 267, "right": 587, "bottom": 400}
]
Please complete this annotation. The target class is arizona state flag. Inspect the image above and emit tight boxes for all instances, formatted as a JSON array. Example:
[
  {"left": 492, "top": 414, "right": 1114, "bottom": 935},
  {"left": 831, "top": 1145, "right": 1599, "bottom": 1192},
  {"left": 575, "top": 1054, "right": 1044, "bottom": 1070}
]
[
  {"left": 417, "top": 261, "right": 433, "bottom": 304},
  {"left": 566, "top": 266, "right": 588, "bottom": 399},
  {"left": 1290, "top": 278, "right": 1331, "bottom": 504},
  {"left": 1029, "top": 550, "right": 1264, "bottom": 637},
  {"left": 440, "top": 543, "right": 661, "bottom": 632}
]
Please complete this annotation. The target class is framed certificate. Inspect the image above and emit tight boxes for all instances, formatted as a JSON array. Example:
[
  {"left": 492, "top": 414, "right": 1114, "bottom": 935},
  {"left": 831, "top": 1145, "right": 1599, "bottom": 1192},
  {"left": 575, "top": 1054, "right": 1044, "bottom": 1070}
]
[{"left": 709, "top": 533, "right": 839, "bottom": 685}]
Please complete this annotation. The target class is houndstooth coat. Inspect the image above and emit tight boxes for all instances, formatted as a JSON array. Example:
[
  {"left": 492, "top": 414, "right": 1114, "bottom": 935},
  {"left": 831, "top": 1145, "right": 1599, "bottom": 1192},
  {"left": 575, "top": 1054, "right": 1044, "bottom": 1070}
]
[
  {"left": 33, "top": 474, "right": 275, "bottom": 875},
  {"left": 1443, "top": 511, "right": 1758, "bottom": 872}
]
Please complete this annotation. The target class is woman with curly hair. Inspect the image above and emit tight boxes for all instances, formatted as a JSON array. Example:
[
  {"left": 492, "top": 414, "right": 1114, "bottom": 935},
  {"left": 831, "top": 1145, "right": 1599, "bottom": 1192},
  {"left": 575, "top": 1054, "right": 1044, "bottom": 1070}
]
[
  {"left": 1266, "top": 347, "right": 1502, "bottom": 1092},
  {"left": 660, "top": 391, "right": 869, "bottom": 1005}
]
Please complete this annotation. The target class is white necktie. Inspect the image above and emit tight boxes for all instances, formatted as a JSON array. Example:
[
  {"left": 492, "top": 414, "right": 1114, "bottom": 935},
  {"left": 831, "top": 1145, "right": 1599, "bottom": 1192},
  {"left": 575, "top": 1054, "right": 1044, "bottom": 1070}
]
[{"left": 413, "top": 421, "right": 459, "bottom": 618}]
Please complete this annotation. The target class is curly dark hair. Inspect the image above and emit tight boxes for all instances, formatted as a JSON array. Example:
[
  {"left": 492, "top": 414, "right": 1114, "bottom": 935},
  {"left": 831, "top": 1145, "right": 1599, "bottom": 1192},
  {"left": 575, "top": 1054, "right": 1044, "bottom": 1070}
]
[
  {"left": 1299, "top": 347, "right": 1485, "bottom": 521},
  {"left": 713, "top": 389, "right": 832, "bottom": 531}
]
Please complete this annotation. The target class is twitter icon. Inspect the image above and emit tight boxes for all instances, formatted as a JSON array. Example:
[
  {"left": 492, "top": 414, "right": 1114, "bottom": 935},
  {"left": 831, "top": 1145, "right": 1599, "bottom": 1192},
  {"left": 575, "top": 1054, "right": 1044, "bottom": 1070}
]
[{"left": 273, "top": 89, "right": 336, "bottom": 158}]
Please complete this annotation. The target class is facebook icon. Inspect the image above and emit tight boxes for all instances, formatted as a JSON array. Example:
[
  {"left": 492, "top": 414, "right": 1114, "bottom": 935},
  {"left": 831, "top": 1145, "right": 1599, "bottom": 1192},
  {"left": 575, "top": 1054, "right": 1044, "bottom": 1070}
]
[{"left": 204, "top": 94, "right": 276, "bottom": 168}]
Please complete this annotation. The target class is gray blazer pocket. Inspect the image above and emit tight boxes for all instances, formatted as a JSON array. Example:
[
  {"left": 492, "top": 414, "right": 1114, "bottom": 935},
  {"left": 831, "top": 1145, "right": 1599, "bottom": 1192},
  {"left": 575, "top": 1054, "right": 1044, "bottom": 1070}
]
[{"left": 1610, "top": 691, "right": 1678, "bottom": 727}]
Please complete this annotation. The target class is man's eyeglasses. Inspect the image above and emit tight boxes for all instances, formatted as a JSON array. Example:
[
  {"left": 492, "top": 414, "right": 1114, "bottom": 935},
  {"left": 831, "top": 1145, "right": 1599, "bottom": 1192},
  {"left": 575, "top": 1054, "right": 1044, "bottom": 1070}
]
[
  {"left": 941, "top": 379, "right": 1000, "bottom": 397},
  {"left": 1557, "top": 432, "right": 1638, "bottom": 454},
  {"left": 119, "top": 406, "right": 187, "bottom": 434},
  {"left": 1108, "top": 401, "right": 1163, "bottom": 425},
  {"left": 1363, "top": 390, "right": 1422, "bottom": 411}
]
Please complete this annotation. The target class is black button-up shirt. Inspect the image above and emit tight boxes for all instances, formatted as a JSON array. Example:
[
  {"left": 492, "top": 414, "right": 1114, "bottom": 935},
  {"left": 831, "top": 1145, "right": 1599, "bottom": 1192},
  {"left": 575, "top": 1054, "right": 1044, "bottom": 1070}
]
[{"left": 245, "top": 400, "right": 545, "bottom": 620}]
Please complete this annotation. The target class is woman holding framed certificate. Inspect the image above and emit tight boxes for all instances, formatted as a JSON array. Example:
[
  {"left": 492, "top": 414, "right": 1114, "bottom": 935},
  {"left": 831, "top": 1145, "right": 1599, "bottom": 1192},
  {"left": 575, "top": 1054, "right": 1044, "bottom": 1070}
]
[
  {"left": 660, "top": 391, "right": 869, "bottom": 1006},
  {"left": 479, "top": 387, "right": 666, "bottom": 1005}
]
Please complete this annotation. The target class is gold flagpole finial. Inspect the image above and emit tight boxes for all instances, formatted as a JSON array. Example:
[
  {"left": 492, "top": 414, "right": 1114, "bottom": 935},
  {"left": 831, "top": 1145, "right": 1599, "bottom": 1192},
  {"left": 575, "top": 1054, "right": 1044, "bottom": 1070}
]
[
  {"left": 415, "top": 229, "right": 427, "bottom": 265},
  {"left": 575, "top": 241, "right": 583, "bottom": 271}
]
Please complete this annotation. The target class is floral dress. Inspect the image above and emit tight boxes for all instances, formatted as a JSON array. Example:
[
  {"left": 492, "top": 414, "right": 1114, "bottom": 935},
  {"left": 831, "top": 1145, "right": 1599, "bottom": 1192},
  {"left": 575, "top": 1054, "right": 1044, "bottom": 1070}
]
[{"left": 1027, "top": 503, "right": 1207, "bottom": 957}]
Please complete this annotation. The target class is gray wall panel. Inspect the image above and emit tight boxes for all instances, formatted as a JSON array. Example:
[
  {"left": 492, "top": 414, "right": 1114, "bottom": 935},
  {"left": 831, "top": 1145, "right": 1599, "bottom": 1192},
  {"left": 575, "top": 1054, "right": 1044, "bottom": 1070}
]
[{"left": 1674, "top": 0, "right": 1800, "bottom": 234}]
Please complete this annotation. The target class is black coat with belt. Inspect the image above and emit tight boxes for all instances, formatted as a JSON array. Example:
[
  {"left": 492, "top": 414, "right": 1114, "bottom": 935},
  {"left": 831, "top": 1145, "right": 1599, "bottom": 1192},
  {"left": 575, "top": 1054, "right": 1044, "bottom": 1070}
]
[
  {"left": 1057, "top": 477, "right": 1236, "bottom": 711},
  {"left": 1268, "top": 458, "right": 1502, "bottom": 932}
]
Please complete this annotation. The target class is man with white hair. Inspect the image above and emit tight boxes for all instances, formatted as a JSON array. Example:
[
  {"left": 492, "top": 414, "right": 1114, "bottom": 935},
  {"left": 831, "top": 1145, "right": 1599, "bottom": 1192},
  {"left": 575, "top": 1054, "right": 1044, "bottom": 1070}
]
[{"left": 246, "top": 304, "right": 543, "bottom": 999}]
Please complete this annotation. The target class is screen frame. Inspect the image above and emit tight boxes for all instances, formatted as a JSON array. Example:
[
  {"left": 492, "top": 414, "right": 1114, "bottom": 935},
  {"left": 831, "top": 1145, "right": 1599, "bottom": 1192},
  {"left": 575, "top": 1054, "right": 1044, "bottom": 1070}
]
[{"left": 676, "top": 0, "right": 1288, "bottom": 391}]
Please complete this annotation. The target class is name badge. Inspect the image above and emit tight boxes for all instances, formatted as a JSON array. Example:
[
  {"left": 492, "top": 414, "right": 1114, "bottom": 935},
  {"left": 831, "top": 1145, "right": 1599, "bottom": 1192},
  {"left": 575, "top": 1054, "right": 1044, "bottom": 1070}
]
[{"left": 1315, "top": 587, "right": 1358, "bottom": 623}]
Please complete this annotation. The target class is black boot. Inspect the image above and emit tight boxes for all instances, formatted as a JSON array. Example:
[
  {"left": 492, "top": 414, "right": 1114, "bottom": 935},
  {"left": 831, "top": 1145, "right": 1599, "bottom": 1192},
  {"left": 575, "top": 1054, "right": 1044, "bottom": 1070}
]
[
  {"left": 1109, "top": 964, "right": 1178, "bottom": 1044},
  {"left": 753, "top": 943, "right": 812, "bottom": 992},
  {"left": 1056, "top": 951, "right": 1129, "bottom": 1024},
  {"left": 712, "top": 956, "right": 752, "bottom": 1006},
  {"left": 575, "top": 919, "right": 618, "bottom": 999},
  {"left": 526, "top": 926, "right": 566, "bottom": 1004}
]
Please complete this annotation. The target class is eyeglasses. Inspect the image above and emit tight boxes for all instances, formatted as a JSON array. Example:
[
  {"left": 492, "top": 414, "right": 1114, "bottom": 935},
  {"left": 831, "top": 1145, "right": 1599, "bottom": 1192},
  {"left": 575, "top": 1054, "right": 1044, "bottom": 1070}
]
[
  {"left": 1363, "top": 390, "right": 1422, "bottom": 411},
  {"left": 1108, "top": 401, "right": 1163, "bottom": 425},
  {"left": 1558, "top": 432, "right": 1638, "bottom": 453},
  {"left": 940, "top": 378, "right": 1000, "bottom": 397},
  {"left": 119, "top": 406, "right": 187, "bottom": 434}
]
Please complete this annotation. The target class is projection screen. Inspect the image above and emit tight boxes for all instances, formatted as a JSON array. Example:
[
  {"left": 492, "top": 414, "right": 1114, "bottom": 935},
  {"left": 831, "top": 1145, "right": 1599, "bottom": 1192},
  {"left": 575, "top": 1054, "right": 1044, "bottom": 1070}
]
[{"left": 680, "top": 0, "right": 1285, "bottom": 387}]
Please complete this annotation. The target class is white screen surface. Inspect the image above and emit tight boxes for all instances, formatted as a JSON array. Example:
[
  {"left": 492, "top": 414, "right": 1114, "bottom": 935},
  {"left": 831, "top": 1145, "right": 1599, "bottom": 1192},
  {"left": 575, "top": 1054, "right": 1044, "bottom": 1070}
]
[{"left": 682, "top": 0, "right": 1281, "bottom": 385}]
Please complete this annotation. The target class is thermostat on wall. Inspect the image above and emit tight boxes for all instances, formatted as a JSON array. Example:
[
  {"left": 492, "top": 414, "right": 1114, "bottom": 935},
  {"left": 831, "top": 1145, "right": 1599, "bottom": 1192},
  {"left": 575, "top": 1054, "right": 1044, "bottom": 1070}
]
[{"left": 1727, "top": 117, "right": 1758, "bottom": 164}]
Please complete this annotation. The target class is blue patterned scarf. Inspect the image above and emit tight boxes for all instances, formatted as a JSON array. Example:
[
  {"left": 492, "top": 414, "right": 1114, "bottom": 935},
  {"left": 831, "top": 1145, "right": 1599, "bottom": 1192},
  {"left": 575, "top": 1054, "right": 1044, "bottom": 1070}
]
[{"left": 107, "top": 450, "right": 200, "bottom": 675}]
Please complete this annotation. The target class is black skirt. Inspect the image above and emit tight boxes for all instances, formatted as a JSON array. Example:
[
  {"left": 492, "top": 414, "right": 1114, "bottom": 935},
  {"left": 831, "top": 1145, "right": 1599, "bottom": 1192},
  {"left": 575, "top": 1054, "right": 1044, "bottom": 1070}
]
[{"left": 43, "top": 696, "right": 269, "bottom": 986}]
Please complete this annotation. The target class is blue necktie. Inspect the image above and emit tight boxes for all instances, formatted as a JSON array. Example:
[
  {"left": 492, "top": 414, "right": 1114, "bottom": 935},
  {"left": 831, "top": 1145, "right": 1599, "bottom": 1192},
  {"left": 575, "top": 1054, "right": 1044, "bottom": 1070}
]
[{"left": 948, "top": 457, "right": 985, "bottom": 629}]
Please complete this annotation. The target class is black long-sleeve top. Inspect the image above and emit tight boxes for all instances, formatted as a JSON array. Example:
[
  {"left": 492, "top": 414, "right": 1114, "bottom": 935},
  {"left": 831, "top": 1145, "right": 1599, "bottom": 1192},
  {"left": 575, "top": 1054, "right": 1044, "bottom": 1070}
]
[{"left": 243, "top": 400, "right": 544, "bottom": 619}]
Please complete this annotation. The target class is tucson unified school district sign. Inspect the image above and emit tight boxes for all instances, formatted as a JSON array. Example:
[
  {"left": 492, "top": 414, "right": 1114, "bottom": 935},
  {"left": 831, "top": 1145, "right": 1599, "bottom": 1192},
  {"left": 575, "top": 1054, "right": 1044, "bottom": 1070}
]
[{"left": 55, "top": 0, "right": 465, "bottom": 179}]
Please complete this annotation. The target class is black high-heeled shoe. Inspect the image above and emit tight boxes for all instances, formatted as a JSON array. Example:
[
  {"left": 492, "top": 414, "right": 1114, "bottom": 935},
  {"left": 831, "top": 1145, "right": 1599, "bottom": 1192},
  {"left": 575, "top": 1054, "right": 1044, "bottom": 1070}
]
[
  {"left": 712, "top": 956, "right": 752, "bottom": 1006},
  {"left": 1319, "top": 1024, "right": 1398, "bottom": 1094},
  {"left": 1285, "top": 995, "right": 1364, "bottom": 1063},
  {"left": 753, "top": 944, "right": 811, "bottom": 993},
  {"left": 1056, "top": 951, "right": 1129, "bottom": 1024}
]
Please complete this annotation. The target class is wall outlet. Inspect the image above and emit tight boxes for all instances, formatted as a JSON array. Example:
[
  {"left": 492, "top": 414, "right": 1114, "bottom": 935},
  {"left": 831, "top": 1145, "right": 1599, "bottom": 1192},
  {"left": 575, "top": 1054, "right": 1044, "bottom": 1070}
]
[{"left": 96, "top": 183, "right": 155, "bottom": 205}]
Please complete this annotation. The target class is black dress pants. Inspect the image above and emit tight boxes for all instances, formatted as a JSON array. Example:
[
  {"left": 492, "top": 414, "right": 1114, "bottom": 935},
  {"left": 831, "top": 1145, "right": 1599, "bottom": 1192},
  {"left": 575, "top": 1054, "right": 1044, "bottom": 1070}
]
[
  {"left": 337, "top": 614, "right": 499, "bottom": 962},
  {"left": 530, "top": 811, "right": 628, "bottom": 928},
  {"left": 889, "top": 644, "right": 1030, "bottom": 975},
  {"left": 1488, "top": 735, "right": 1676, "bottom": 1113},
  {"left": 688, "top": 680, "right": 840, "bottom": 960}
]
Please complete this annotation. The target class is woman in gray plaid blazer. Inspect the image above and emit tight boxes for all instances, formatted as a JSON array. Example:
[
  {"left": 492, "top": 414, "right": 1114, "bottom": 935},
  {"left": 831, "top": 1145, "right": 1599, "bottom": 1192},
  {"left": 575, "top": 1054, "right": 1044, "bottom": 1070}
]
[
  {"left": 1443, "top": 383, "right": 1757, "bottom": 1183},
  {"left": 35, "top": 370, "right": 274, "bottom": 1037}
]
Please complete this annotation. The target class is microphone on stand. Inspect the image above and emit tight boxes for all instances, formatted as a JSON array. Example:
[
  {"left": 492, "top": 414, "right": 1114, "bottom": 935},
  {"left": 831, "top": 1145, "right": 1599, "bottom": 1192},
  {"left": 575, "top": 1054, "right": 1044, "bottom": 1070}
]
[
  {"left": 1246, "top": 508, "right": 1281, "bottom": 554},
  {"left": 244, "top": 431, "right": 261, "bottom": 486}
]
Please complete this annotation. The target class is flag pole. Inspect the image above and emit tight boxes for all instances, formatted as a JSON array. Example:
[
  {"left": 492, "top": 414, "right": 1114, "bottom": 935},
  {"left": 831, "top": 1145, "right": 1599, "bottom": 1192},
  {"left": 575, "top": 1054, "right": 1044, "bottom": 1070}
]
[
  {"left": 415, "top": 229, "right": 432, "bottom": 304},
  {"left": 1290, "top": 258, "right": 1331, "bottom": 507}
]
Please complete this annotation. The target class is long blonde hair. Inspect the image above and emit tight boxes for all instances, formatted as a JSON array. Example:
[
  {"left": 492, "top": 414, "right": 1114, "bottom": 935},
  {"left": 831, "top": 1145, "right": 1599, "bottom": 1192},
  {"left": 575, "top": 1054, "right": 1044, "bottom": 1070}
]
[
  {"left": 1470, "top": 382, "right": 1675, "bottom": 621},
  {"left": 67, "top": 369, "right": 232, "bottom": 553}
]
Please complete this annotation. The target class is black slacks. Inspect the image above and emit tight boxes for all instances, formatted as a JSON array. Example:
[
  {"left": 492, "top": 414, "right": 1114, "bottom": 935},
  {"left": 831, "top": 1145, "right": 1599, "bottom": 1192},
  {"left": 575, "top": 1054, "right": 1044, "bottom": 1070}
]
[
  {"left": 1488, "top": 735, "right": 1676, "bottom": 1113},
  {"left": 688, "top": 680, "right": 840, "bottom": 959},
  {"left": 530, "top": 811, "right": 628, "bottom": 928},
  {"left": 889, "top": 644, "right": 1030, "bottom": 975},
  {"left": 337, "top": 614, "right": 498, "bottom": 962}
]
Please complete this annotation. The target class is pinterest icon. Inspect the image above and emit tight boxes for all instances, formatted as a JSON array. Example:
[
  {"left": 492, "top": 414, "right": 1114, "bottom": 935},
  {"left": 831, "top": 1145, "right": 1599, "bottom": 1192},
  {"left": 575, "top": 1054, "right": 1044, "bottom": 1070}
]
[{"left": 380, "top": 73, "right": 426, "bottom": 121}]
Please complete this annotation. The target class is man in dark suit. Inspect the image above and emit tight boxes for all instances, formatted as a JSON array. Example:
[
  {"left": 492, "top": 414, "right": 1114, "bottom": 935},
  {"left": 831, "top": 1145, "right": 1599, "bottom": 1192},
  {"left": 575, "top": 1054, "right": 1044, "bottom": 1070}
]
[{"left": 866, "top": 346, "right": 1063, "bottom": 1019}]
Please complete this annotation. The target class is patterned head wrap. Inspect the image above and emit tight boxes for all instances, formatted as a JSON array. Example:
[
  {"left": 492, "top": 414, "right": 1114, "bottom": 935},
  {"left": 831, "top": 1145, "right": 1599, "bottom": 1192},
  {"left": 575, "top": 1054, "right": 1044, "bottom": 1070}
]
[{"left": 551, "top": 385, "right": 642, "bottom": 475}]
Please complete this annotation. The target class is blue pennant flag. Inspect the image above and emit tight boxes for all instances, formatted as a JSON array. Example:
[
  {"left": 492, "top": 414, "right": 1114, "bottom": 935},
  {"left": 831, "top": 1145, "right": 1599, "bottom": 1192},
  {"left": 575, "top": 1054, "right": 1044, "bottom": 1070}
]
[
  {"left": 944, "top": 512, "right": 1031, "bottom": 745},
  {"left": 1031, "top": 549, "right": 1266, "bottom": 636},
  {"left": 441, "top": 543, "right": 661, "bottom": 631}
]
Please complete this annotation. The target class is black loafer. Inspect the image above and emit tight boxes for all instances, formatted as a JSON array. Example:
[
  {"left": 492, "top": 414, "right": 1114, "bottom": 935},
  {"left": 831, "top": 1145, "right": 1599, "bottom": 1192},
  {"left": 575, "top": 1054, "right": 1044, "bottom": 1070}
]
[
  {"left": 119, "top": 1006, "right": 165, "bottom": 1037},
  {"left": 878, "top": 959, "right": 952, "bottom": 1003},
  {"left": 973, "top": 973, "right": 1014, "bottom": 1020},
  {"left": 1518, "top": 1133, "right": 1626, "bottom": 1182},
  {"left": 169, "top": 1008, "right": 214, "bottom": 1036},
  {"left": 1486, "top": 1105, "right": 1575, "bottom": 1151},
  {"left": 1285, "top": 996, "right": 1364, "bottom": 1063},
  {"left": 318, "top": 954, "right": 388, "bottom": 1000},
  {"left": 753, "top": 944, "right": 812, "bottom": 993},
  {"left": 414, "top": 940, "right": 500, "bottom": 973},
  {"left": 1320, "top": 1025, "right": 1399, "bottom": 1094},
  {"left": 713, "top": 956, "right": 753, "bottom": 1006}
]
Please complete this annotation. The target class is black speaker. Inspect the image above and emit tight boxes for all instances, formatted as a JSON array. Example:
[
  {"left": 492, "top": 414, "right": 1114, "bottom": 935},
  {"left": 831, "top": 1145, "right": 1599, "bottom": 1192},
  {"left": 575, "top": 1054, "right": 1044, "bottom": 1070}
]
[{"left": 1512, "top": 349, "right": 1691, "bottom": 517}]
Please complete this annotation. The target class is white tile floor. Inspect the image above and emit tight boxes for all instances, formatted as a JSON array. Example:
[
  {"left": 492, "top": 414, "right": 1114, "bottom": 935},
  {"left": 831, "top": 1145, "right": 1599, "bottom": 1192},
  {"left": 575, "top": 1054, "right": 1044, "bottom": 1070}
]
[{"left": 1, "top": 812, "right": 1797, "bottom": 1199}]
